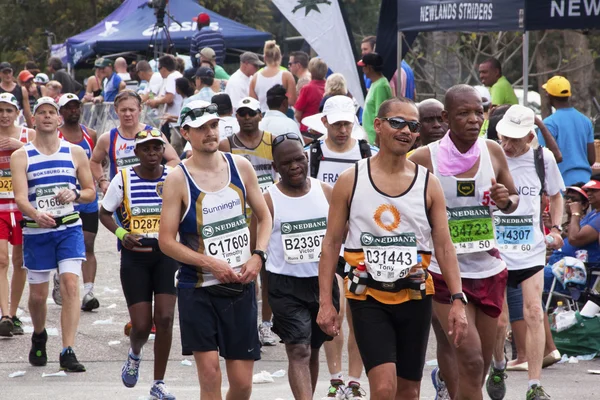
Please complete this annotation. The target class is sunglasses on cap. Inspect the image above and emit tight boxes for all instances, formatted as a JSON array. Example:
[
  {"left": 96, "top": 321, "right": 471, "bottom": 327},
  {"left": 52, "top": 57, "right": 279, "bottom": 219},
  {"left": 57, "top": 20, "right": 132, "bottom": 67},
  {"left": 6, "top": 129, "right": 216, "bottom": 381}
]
[
  {"left": 182, "top": 104, "right": 219, "bottom": 122},
  {"left": 136, "top": 129, "right": 162, "bottom": 140},
  {"left": 237, "top": 108, "right": 259, "bottom": 118},
  {"left": 272, "top": 133, "right": 302, "bottom": 148},
  {"left": 379, "top": 117, "right": 421, "bottom": 133}
]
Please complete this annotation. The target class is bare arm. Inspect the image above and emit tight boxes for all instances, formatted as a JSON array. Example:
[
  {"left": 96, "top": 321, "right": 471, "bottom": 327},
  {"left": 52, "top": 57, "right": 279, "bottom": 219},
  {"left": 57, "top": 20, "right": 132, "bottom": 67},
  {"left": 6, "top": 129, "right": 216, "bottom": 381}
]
[
  {"left": 87, "top": 127, "right": 98, "bottom": 145},
  {"left": 218, "top": 138, "right": 231, "bottom": 153},
  {"left": 588, "top": 142, "right": 596, "bottom": 166},
  {"left": 21, "top": 87, "right": 34, "bottom": 128},
  {"left": 549, "top": 192, "right": 564, "bottom": 231},
  {"left": 118, "top": 80, "right": 126, "bottom": 92},
  {"left": 283, "top": 71, "right": 297, "bottom": 106},
  {"left": 488, "top": 140, "right": 519, "bottom": 213},
  {"left": 408, "top": 146, "right": 434, "bottom": 172},
  {"left": 162, "top": 134, "right": 181, "bottom": 167},
  {"left": 72, "top": 146, "right": 96, "bottom": 203},
  {"left": 567, "top": 201, "right": 599, "bottom": 247},
  {"left": 535, "top": 117, "right": 562, "bottom": 163},
  {"left": 249, "top": 75, "right": 258, "bottom": 100},
  {"left": 90, "top": 132, "right": 110, "bottom": 193}
]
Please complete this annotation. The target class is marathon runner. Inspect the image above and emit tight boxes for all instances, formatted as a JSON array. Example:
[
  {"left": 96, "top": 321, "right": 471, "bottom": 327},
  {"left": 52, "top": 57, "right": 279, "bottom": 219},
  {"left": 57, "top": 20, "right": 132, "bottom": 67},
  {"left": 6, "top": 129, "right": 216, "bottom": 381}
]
[
  {"left": 159, "top": 100, "right": 272, "bottom": 400},
  {"left": 218, "top": 96, "right": 278, "bottom": 347},
  {"left": 11, "top": 97, "right": 95, "bottom": 372},
  {"left": 99, "top": 128, "right": 177, "bottom": 400},
  {"left": 55, "top": 93, "right": 100, "bottom": 311},
  {"left": 318, "top": 97, "right": 467, "bottom": 399},
  {"left": 486, "top": 105, "right": 564, "bottom": 400},
  {"left": 410, "top": 85, "right": 519, "bottom": 400},
  {"left": 308, "top": 95, "right": 376, "bottom": 398},
  {"left": 263, "top": 133, "right": 340, "bottom": 400},
  {"left": 0, "top": 93, "right": 34, "bottom": 337}
]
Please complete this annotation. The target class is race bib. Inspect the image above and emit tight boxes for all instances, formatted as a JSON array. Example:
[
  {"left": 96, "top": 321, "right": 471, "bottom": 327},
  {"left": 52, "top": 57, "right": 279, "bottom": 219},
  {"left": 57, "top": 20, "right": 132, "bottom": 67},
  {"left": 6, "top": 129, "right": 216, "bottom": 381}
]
[
  {"left": 258, "top": 174, "right": 274, "bottom": 193},
  {"left": 281, "top": 217, "right": 326, "bottom": 264},
  {"left": 447, "top": 206, "right": 495, "bottom": 254},
  {"left": 202, "top": 214, "right": 251, "bottom": 268},
  {"left": 0, "top": 169, "right": 13, "bottom": 199},
  {"left": 361, "top": 232, "right": 417, "bottom": 283},
  {"left": 130, "top": 205, "right": 162, "bottom": 238},
  {"left": 495, "top": 215, "right": 534, "bottom": 252},
  {"left": 116, "top": 156, "right": 140, "bottom": 171},
  {"left": 35, "top": 184, "right": 74, "bottom": 217}
]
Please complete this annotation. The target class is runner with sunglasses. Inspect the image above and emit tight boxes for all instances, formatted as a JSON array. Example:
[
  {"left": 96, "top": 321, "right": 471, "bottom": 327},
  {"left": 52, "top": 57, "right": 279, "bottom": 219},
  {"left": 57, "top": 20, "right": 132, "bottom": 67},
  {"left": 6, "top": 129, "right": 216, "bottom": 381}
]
[
  {"left": 99, "top": 128, "right": 177, "bottom": 400},
  {"left": 219, "top": 96, "right": 279, "bottom": 347},
  {"left": 159, "top": 100, "right": 272, "bottom": 400},
  {"left": 262, "top": 132, "right": 341, "bottom": 399},
  {"left": 318, "top": 97, "right": 467, "bottom": 399},
  {"left": 410, "top": 85, "right": 519, "bottom": 400}
]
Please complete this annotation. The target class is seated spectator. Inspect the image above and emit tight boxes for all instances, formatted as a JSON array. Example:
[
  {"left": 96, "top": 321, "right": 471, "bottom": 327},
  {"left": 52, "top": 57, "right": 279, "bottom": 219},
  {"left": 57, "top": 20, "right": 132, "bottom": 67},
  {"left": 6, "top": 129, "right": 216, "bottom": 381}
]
[
  {"left": 115, "top": 57, "right": 131, "bottom": 81},
  {"left": 93, "top": 58, "right": 126, "bottom": 103},
  {"left": 83, "top": 69, "right": 103, "bottom": 103},
  {"left": 294, "top": 57, "right": 327, "bottom": 133}
]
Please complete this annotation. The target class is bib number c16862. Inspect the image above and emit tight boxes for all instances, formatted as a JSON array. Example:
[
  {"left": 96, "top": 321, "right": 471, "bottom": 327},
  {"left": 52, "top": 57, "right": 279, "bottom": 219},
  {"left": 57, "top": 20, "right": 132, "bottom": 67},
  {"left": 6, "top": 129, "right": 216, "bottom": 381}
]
[
  {"left": 447, "top": 206, "right": 495, "bottom": 254},
  {"left": 35, "top": 184, "right": 74, "bottom": 217},
  {"left": 495, "top": 215, "right": 534, "bottom": 252},
  {"left": 202, "top": 214, "right": 251, "bottom": 268},
  {"left": 361, "top": 232, "right": 418, "bottom": 283},
  {"left": 281, "top": 217, "right": 326, "bottom": 264}
]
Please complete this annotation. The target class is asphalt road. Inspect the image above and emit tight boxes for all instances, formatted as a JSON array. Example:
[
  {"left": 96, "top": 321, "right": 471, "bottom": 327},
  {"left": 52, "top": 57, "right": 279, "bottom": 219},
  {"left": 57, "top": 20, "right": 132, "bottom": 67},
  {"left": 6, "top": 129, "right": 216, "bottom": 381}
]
[{"left": 1, "top": 225, "right": 599, "bottom": 399}]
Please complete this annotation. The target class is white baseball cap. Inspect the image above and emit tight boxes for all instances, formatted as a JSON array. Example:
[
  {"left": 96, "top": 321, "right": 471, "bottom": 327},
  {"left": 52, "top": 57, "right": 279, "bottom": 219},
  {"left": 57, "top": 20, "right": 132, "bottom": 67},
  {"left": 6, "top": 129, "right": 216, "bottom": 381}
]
[
  {"left": 496, "top": 105, "right": 536, "bottom": 139},
  {"left": 237, "top": 97, "right": 261, "bottom": 112},
  {"left": 58, "top": 93, "right": 81, "bottom": 109},
  {"left": 180, "top": 100, "right": 220, "bottom": 128},
  {"left": 322, "top": 95, "right": 356, "bottom": 124},
  {"left": 0, "top": 93, "right": 19, "bottom": 110},
  {"left": 33, "top": 73, "right": 49, "bottom": 84},
  {"left": 473, "top": 85, "right": 491, "bottom": 108},
  {"left": 134, "top": 128, "right": 167, "bottom": 148},
  {"left": 33, "top": 97, "right": 59, "bottom": 114}
]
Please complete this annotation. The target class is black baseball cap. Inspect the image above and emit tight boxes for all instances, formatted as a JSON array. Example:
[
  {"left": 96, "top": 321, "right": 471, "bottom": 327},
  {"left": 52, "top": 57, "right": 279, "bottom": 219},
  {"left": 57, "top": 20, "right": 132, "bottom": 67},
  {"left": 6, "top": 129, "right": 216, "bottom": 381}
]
[
  {"left": 211, "top": 93, "right": 233, "bottom": 115},
  {"left": 357, "top": 53, "right": 383, "bottom": 68},
  {"left": 195, "top": 66, "right": 215, "bottom": 78},
  {"left": 0, "top": 62, "right": 12, "bottom": 72}
]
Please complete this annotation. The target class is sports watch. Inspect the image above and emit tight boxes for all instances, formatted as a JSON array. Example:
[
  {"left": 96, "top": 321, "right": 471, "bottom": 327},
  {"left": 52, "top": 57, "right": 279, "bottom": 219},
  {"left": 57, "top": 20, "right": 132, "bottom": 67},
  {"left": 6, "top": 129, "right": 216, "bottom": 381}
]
[
  {"left": 450, "top": 292, "right": 468, "bottom": 305},
  {"left": 252, "top": 250, "right": 268, "bottom": 266},
  {"left": 72, "top": 188, "right": 81, "bottom": 201}
]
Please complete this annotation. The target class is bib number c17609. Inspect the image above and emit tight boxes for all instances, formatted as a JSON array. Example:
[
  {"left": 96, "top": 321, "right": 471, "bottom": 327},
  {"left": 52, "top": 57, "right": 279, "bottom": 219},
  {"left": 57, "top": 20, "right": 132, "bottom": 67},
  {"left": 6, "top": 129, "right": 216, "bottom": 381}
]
[{"left": 202, "top": 214, "right": 251, "bottom": 268}]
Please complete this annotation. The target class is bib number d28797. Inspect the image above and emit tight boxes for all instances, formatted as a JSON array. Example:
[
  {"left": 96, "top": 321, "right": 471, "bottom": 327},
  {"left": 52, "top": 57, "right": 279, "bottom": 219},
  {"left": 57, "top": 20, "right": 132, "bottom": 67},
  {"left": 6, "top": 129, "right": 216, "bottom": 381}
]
[
  {"left": 129, "top": 205, "right": 162, "bottom": 239},
  {"left": 495, "top": 214, "right": 534, "bottom": 252},
  {"left": 35, "top": 184, "right": 74, "bottom": 217},
  {"left": 447, "top": 206, "right": 495, "bottom": 254},
  {"left": 0, "top": 169, "right": 14, "bottom": 199},
  {"left": 361, "top": 232, "right": 417, "bottom": 283},
  {"left": 202, "top": 214, "right": 251, "bottom": 268},
  {"left": 281, "top": 217, "right": 326, "bottom": 264}
]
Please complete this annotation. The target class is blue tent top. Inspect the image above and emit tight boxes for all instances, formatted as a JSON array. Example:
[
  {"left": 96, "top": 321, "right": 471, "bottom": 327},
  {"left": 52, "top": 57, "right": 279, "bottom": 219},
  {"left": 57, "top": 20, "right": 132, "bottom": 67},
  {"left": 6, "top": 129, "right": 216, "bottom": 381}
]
[{"left": 66, "top": 0, "right": 271, "bottom": 65}]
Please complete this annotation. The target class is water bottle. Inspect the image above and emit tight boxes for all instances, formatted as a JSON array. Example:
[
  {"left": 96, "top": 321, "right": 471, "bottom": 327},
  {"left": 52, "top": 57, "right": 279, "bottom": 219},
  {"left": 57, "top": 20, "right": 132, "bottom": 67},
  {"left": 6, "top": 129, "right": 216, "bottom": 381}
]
[
  {"left": 545, "top": 234, "right": 555, "bottom": 245},
  {"left": 348, "top": 262, "right": 368, "bottom": 295},
  {"left": 408, "top": 254, "right": 427, "bottom": 300},
  {"left": 550, "top": 301, "right": 565, "bottom": 330}
]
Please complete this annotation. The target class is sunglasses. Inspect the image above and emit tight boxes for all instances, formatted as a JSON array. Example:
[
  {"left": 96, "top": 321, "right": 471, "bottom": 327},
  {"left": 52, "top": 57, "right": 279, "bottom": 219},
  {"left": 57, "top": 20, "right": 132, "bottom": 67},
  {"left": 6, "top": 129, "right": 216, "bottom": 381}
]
[
  {"left": 182, "top": 104, "right": 219, "bottom": 122},
  {"left": 379, "top": 117, "right": 421, "bottom": 133},
  {"left": 136, "top": 129, "right": 162, "bottom": 139},
  {"left": 237, "top": 108, "right": 259, "bottom": 118},
  {"left": 272, "top": 133, "right": 302, "bottom": 148}
]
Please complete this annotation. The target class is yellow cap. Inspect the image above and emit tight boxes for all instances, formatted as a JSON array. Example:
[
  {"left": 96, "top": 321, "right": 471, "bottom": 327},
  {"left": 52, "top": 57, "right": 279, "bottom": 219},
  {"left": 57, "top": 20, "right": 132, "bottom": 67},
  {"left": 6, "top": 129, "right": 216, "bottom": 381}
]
[{"left": 542, "top": 76, "right": 571, "bottom": 97}]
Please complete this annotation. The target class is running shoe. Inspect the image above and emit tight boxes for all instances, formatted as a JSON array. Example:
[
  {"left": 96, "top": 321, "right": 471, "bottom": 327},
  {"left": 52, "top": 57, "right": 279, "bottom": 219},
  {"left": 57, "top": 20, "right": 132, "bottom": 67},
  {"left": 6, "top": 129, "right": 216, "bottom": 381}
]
[
  {"left": 150, "top": 381, "right": 176, "bottom": 399},
  {"left": 59, "top": 347, "right": 86, "bottom": 372},
  {"left": 11, "top": 315, "right": 23, "bottom": 335},
  {"left": 542, "top": 350, "right": 561, "bottom": 368},
  {"left": 52, "top": 273, "right": 62, "bottom": 306},
  {"left": 0, "top": 316, "right": 14, "bottom": 337},
  {"left": 526, "top": 384, "right": 551, "bottom": 400},
  {"left": 344, "top": 381, "right": 366, "bottom": 399},
  {"left": 258, "top": 321, "right": 277, "bottom": 346},
  {"left": 81, "top": 291, "right": 100, "bottom": 311},
  {"left": 29, "top": 329, "right": 48, "bottom": 366},
  {"left": 485, "top": 363, "right": 507, "bottom": 400},
  {"left": 324, "top": 379, "right": 345, "bottom": 399},
  {"left": 121, "top": 350, "right": 141, "bottom": 387},
  {"left": 431, "top": 367, "right": 451, "bottom": 400}
]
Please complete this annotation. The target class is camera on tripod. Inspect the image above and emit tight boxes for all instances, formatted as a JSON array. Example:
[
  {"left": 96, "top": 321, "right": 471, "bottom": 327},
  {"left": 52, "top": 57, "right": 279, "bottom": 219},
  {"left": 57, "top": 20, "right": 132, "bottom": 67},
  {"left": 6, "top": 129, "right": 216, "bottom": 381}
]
[{"left": 147, "top": 0, "right": 168, "bottom": 27}]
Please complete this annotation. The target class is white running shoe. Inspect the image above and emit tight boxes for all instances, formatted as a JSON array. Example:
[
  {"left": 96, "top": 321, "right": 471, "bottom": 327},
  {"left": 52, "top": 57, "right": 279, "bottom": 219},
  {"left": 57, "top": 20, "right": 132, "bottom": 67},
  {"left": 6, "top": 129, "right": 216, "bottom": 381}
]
[{"left": 258, "top": 322, "right": 277, "bottom": 346}]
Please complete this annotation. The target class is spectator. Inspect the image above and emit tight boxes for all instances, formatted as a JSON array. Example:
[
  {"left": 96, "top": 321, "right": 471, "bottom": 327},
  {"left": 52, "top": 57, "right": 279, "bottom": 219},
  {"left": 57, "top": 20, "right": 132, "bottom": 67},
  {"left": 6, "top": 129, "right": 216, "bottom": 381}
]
[
  {"left": 46, "top": 56, "right": 82, "bottom": 95},
  {"left": 127, "top": 61, "right": 139, "bottom": 82},
  {"left": 260, "top": 84, "right": 301, "bottom": 138},
  {"left": 135, "top": 60, "right": 162, "bottom": 101},
  {"left": 18, "top": 70, "right": 41, "bottom": 110},
  {"left": 538, "top": 76, "right": 595, "bottom": 186},
  {"left": 389, "top": 61, "right": 416, "bottom": 100},
  {"left": 33, "top": 73, "right": 49, "bottom": 86},
  {"left": 295, "top": 58, "right": 327, "bottom": 132},
  {"left": 46, "top": 80, "right": 62, "bottom": 101},
  {"left": 479, "top": 57, "right": 518, "bottom": 106},
  {"left": 114, "top": 57, "right": 131, "bottom": 81},
  {"left": 360, "top": 36, "right": 377, "bottom": 89},
  {"left": 288, "top": 51, "right": 311, "bottom": 93},
  {"left": 82, "top": 69, "right": 102, "bottom": 103},
  {"left": 189, "top": 67, "right": 216, "bottom": 104},
  {"left": 250, "top": 40, "right": 296, "bottom": 112},
  {"left": 190, "top": 13, "right": 225, "bottom": 68},
  {"left": 226, "top": 52, "right": 264, "bottom": 111},
  {"left": 197, "top": 47, "right": 229, "bottom": 80},
  {"left": 417, "top": 98, "right": 447, "bottom": 146},
  {"left": 0, "top": 62, "right": 33, "bottom": 127},
  {"left": 358, "top": 53, "right": 393, "bottom": 144},
  {"left": 473, "top": 85, "right": 492, "bottom": 136},
  {"left": 176, "top": 77, "right": 195, "bottom": 100},
  {"left": 92, "top": 58, "right": 125, "bottom": 103},
  {"left": 25, "top": 61, "right": 40, "bottom": 76}
]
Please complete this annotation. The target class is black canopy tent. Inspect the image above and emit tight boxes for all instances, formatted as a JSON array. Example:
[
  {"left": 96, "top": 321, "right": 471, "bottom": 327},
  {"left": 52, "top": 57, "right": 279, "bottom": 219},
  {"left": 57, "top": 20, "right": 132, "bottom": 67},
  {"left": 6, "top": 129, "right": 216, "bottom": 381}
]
[{"left": 378, "top": 0, "right": 600, "bottom": 104}]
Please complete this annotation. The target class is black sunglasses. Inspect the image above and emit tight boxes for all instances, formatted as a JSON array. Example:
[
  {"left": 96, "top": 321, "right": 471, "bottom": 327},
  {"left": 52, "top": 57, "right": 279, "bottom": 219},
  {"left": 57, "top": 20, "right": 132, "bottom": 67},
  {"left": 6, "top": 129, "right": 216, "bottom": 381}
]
[
  {"left": 237, "top": 108, "right": 259, "bottom": 118},
  {"left": 379, "top": 117, "right": 421, "bottom": 133},
  {"left": 182, "top": 104, "right": 219, "bottom": 122},
  {"left": 272, "top": 133, "right": 302, "bottom": 148}
]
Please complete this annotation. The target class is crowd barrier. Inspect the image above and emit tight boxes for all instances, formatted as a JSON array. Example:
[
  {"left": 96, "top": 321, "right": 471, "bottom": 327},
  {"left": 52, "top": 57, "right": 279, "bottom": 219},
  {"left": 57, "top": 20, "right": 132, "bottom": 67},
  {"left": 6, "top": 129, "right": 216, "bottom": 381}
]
[{"left": 80, "top": 102, "right": 167, "bottom": 134}]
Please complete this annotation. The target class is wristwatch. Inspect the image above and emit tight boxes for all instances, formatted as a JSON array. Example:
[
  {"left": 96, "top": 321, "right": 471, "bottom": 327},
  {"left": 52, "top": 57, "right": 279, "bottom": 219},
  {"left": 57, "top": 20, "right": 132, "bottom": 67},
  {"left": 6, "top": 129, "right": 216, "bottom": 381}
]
[
  {"left": 551, "top": 225, "right": 563, "bottom": 233},
  {"left": 72, "top": 188, "right": 81, "bottom": 201},
  {"left": 450, "top": 292, "right": 468, "bottom": 305},
  {"left": 252, "top": 250, "right": 268, "bottom": 266}
]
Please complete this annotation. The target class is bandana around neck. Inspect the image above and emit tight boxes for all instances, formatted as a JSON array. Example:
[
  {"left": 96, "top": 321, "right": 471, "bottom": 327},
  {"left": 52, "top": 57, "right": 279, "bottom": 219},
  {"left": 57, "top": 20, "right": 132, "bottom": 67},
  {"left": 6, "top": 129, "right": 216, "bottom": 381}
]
[{"left": 437, "top": 131, "right": 481, "bottom": 176}]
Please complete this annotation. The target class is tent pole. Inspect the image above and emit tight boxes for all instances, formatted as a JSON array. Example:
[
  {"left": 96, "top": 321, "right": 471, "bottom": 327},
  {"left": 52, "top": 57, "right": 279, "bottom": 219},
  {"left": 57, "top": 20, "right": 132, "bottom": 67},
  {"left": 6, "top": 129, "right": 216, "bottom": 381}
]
[
  {"left": 523, "top": 31, "right": 529, "bottom": 108},
  {"left": 397, "top": 31, "right": 403, "bottom": 97}
]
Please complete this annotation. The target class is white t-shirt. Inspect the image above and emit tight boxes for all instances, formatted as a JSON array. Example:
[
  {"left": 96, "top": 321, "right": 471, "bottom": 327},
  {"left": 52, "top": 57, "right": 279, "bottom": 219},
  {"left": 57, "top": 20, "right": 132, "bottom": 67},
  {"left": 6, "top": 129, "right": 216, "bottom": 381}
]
[
  {"left": 102, "top": 173, "right": 125, "bottom": 213},
  {"left": 118, "top": 72, "right": 131, "bottom": 81},
  {"left": 260, "top": 110, "right": 301, "bottom": 137},
  {"left": 159, "top": 71, "right": 183, "bottom": 119},
  {"left": 139, "top": 72, "right": 163, "bottom": 96},
  {"left": 225, "top": 69, "right": 251, "bottom": 112}
]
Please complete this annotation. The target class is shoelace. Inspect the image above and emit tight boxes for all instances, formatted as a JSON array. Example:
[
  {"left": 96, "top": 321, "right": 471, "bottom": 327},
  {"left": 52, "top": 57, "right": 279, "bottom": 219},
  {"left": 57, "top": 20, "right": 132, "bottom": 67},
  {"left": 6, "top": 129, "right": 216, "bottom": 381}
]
[
  {"left": 154, "top": 383, "right": 171, "bottom": 395},
  {"left": 347, "top": 385, "right": 366, "bottom": 397},
  {"left": 531, "top": 386, "right": 551, "bottom": 399},
  {"left": 125, "top": 356, "right": 140, "bottom": 376}
]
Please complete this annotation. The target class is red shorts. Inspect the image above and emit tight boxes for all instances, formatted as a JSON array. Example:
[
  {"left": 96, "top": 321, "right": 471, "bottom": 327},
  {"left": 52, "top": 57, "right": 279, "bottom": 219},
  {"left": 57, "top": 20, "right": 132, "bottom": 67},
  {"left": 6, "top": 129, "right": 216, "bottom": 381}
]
[
  {"left": 0, "top": 211, "right": 23, "bottom": 246},
  {"left": 430, "top": 268, "right": 508, "bottom": 318}
]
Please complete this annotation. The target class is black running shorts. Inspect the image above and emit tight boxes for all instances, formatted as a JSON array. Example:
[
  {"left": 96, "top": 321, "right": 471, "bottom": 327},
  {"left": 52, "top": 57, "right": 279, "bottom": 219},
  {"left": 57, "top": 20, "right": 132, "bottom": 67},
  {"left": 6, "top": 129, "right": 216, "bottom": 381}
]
[{"left": 80, "top": 211, "right": 99, "bottom": 234}]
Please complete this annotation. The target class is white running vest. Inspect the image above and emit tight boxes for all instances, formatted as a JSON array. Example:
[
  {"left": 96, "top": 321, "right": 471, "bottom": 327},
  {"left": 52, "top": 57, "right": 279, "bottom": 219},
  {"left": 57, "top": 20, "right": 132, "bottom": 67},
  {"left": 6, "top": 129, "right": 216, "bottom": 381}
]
[
  {"left": 266, "top": 178, "right": 328, "bottom": 277},
  {"left": 429, "top": 138, "right": 505, "bottom": 279},
  {"left": 314, "top": 140, "right": 362, "bottom": 185},
  {"left": 345, "top": 160, "right": 432, "bottom": 282}
]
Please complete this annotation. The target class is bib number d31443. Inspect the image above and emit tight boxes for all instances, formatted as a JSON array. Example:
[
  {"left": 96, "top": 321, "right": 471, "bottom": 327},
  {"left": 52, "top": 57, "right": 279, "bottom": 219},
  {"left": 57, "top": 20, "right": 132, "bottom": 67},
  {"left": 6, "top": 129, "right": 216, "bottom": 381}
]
[
  {"left": 202, "top": 214, "right": 251, "bottom": 268},
  {"left": 361, "top": 232, "right": 417, "bottom": 283},
  {"left": 281, "top": 217, "right": 326, "bottom": 264},
  {"left": 447, "top": 206, "right": 495, "bottom": 254}
]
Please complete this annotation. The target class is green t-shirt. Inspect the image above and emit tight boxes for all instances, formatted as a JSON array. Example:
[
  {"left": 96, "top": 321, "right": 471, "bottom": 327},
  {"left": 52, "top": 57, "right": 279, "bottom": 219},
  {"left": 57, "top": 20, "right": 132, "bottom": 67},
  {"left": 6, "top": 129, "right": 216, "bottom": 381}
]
[
  {"left": 215, "top": 65, "right": 230, "bottom": 80},
  {"left": 363, "top": 77, "right": 393, "bottom": 144},
  {"left": 490, "top": 76, "right": 518, "bottom": 106}
]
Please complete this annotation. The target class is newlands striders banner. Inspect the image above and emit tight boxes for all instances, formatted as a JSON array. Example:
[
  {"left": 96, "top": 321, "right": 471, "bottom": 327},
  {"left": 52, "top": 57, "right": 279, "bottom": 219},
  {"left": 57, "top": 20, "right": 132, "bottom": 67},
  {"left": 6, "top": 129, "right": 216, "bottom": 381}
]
[{"left": 271, "top": 0, "right": 365, "bottom": 107}]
